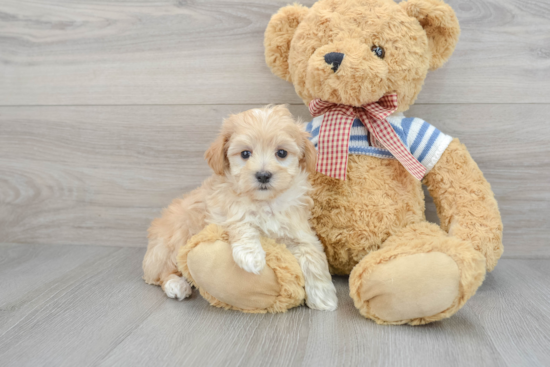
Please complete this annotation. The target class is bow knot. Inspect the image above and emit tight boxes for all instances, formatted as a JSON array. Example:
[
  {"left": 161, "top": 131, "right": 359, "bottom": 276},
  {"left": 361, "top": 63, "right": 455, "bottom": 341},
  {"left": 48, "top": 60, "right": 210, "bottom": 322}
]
[{"left": 308, "top": 94, "right": 426, "bottom": 180}]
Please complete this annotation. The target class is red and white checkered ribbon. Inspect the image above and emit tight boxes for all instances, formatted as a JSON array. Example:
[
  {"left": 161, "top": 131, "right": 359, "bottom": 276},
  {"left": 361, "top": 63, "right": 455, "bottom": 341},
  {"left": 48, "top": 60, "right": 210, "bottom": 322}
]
[{"left": 309, "top": 94, "right": 427, "bottom": 181}]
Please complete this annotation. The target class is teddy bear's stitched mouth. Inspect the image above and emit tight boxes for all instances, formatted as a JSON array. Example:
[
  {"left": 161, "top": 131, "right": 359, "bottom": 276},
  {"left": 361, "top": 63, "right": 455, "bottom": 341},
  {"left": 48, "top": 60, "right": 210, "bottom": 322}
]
[{"left": 313, "top": 85, "right": 389, "bottom": 108}]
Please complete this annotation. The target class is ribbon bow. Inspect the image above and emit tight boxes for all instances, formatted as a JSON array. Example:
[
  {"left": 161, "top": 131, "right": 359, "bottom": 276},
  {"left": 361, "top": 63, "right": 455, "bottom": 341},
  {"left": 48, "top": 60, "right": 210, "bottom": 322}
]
[{"left": 309, "top": 93, "right": 426, "bottom": 181}]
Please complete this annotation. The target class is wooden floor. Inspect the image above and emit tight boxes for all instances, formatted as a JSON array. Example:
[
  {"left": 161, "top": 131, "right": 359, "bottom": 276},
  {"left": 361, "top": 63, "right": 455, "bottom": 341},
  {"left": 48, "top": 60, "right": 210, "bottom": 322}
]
[{"left": 0, "top": 243, "right": 548, "bottom": 367}]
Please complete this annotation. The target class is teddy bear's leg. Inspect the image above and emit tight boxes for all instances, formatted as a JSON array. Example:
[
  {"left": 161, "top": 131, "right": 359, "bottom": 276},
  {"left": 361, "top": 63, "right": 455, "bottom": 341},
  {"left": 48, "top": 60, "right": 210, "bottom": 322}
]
[
  {"left": 177, "top": 224, "right": 306, "bottom": 313},
  {"left": 349, "top": 222, "right": 486, "bottom": 325}
]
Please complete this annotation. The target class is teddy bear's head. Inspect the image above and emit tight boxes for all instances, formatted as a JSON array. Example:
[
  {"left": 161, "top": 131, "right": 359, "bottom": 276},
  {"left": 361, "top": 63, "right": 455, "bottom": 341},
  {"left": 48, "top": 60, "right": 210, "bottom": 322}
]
[{"left": 265, "top": 0, "right": 459, "bottom": 111}]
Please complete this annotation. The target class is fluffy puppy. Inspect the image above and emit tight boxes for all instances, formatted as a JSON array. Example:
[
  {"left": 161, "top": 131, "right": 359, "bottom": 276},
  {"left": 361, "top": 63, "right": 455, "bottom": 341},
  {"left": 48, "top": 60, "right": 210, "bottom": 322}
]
[{"left": 142, "top": 105, "right": 338, "bottom": 311}]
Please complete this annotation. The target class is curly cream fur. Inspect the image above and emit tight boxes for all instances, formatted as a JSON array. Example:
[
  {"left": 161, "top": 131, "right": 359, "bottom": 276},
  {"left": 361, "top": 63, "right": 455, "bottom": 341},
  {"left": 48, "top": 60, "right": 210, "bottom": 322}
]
[{"left": 143, "top": 105, "right": 336, "bottom": 312}]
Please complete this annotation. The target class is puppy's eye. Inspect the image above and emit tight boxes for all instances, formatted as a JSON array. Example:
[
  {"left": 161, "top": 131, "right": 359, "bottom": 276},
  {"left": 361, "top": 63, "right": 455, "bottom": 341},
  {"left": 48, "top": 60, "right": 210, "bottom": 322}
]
[
  {"left": 371, "top": 45, "right": 385, "bottom": 59},
  {"left": 276, "top": 150, "right": 288, "bottom": 158},
  {"left": 241, "top": 151, "right": 252, "bottom": 159}
]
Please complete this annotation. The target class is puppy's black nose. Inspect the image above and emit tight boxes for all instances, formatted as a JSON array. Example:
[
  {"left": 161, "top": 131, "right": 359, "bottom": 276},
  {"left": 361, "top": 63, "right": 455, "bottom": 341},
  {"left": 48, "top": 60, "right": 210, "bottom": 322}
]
[
  {"left": 324, "top": 52, "right": 345, "bottom": 72},
  {"left": 255, "top": 171, "right": 272, "bottom": 184}
]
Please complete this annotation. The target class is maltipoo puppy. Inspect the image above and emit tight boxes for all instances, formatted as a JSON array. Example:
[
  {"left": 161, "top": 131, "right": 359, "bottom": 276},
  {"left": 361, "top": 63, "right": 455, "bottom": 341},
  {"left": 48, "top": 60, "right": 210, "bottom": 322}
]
[{"left": 142, "top": 105, "right": 338, "bottom": 311}]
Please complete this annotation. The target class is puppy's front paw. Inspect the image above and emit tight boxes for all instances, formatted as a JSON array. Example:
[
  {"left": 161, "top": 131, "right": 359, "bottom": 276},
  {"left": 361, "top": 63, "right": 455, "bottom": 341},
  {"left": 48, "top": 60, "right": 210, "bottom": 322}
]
[
  {"left": 305, "top": 280, "right": 338, "bottom": 311},
  {"left": 163, "top": 277, "right": 192, "bottom": 301},
  {"left": 232, "top": 243, "right": 266, "bottom": 275}
]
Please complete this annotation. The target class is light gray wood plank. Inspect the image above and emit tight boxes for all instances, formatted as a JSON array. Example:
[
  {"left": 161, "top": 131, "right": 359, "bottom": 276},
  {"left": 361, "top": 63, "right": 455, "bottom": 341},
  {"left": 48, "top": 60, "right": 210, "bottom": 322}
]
[
  {"left": 0, "top": 245, "right": 165, "bottom": 367},
  {"left": 90, "top": 260, "right": 550, "bottom": 367},
  {"left": 0, "top": 245, "right": 548, "bottom": 367},
  {"left": 1, "top": 104, "right": 548, "bottom": 256},
  {"left": 469, "top": 260, "right": 550, "bottom": 366},
  {"left": 0, "top": 243, "right": 119, "bottom": 335},
  {"left": 0, "top": 0, "right": 549, "bottom": 105}
]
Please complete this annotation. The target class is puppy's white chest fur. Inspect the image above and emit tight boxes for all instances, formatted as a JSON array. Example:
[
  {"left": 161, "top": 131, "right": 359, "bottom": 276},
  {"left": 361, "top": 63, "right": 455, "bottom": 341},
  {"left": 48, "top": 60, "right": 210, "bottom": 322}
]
[
  {"left": 250, "top": 202, "right": 292, "bottom": 240},
  {"left": 253, "top": 173, "right": 312, "bottom": 239},
  {"left": 206, "top": 171, "right": 312, "bottom": 243}
]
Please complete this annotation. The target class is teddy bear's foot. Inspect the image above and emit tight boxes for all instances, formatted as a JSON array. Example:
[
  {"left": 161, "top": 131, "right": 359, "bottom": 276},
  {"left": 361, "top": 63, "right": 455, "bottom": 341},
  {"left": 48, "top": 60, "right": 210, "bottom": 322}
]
[
  {"left": 349, "top": 222, "right": 486, "bottom": 325},
  {"left": 358, "top": 253, "right": 459, "bottom": 322},
  {"left": 177, "top": 224, "right": 305, "bottom": 313}
]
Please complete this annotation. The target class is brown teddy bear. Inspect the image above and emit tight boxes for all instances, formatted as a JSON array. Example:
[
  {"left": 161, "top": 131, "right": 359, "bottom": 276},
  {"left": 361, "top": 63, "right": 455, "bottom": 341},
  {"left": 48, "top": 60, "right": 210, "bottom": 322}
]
[
  {"left": 263, "top": 0, "right": 503, "bottom": 324},
  {"left": 177, "top": 0, "right": 503, "bottom": 325}
]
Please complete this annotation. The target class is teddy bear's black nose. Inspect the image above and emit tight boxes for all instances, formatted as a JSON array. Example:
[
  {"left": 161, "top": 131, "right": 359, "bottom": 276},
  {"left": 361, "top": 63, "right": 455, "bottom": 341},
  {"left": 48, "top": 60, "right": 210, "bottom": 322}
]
[{"left": 324, "top": 52, "right": 345, "bottom": 72}]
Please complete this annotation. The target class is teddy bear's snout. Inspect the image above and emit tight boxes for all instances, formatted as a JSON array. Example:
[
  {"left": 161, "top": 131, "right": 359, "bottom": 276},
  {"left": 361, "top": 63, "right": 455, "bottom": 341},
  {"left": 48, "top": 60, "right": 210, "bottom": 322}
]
[{"left": 324, "top": 52, "right": 345, "bottom": 72}]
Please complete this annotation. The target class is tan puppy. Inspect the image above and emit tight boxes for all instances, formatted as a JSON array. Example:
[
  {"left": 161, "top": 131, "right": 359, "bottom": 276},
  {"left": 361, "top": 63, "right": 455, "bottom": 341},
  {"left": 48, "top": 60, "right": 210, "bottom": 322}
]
[{"left": 142, "top": 105, "right": 338, "bottom": 311}]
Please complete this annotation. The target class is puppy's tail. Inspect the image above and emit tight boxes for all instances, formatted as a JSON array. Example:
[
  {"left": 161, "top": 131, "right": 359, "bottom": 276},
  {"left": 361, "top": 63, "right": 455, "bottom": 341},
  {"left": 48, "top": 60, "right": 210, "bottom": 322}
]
[{"left": 142, "top": 237, "right": 179, "bottom": 287}]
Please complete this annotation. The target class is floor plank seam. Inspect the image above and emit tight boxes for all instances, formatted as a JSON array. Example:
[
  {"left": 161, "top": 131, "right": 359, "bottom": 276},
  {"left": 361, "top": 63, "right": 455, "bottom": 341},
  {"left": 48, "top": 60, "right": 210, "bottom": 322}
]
[{"left": 94, "top": 298, "right": 167, "bottom": 366}]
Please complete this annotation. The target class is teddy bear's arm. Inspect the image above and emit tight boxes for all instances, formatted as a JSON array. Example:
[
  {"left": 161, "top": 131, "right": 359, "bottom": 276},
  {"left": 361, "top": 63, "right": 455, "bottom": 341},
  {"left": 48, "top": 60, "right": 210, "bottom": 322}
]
[{"left": 424, "top": 138, "right": 503, "bottom": 271}]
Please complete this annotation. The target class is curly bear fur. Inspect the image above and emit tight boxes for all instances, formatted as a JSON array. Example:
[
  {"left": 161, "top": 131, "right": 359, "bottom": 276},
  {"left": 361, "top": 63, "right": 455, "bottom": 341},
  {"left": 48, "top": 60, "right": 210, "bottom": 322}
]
[
  {"left": 266, "top": 0, "right": 459, "bottom": 110},
  {"left": 264, "top": 0, "right": 503, "bottom": 324}
]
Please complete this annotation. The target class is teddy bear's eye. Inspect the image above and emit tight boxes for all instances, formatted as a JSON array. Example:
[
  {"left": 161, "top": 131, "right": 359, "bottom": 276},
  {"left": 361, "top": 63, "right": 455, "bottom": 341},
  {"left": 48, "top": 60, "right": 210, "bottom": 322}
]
[{"left": 371, "top": 46, "right": 385, "bottom": 59}]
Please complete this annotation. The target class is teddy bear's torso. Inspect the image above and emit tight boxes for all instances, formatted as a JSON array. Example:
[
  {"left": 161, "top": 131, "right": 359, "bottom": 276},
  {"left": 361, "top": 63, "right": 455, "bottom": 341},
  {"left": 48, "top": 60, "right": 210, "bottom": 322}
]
[
  {"left": 307, "top": 114, "right": 452, "bottom": 274},
  {"left": 309, "top": 155, "right": 423, "bottom": 274}
]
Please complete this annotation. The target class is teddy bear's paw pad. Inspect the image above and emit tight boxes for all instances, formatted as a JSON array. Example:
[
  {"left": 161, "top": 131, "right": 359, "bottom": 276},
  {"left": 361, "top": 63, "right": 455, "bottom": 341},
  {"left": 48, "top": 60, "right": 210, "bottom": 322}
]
[
  {"left": 361, "top": 252, "right": 459, "bottom": 322},
  {"left": 187, "top": 240, "right": 280, "bottom": 310},
  {"left": 163, "top": 276, "right": 192, "bottom": 301}
]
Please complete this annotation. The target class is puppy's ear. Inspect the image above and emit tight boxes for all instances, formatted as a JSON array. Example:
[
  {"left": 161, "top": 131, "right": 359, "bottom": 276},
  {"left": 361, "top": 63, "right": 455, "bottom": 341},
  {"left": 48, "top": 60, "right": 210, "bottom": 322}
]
[
  {"left": 264, "top": 4, "right": 309, "bottom": 82},
  {"left": 400, "top": 0, "right": 460, "bottom": 70},
  {"left": 204, "top": 134, "right": 228, "bottom": 176},
  {"left": 300, "top": 133, "right": 317, "bottom": 174}
]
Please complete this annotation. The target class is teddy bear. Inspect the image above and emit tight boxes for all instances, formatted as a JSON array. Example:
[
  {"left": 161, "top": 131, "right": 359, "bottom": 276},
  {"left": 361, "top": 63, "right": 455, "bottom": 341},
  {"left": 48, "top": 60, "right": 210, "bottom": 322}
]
[{"left": 177, "top": 0, "right": 503, "bottom": 325}]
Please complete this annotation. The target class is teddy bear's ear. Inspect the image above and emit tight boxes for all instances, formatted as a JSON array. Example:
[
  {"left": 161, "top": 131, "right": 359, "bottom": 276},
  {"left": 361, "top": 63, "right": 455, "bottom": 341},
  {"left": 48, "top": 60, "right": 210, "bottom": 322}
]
[
  {"left": 264, "top": 4, "right": 309, "bottom": 81},
  {"left": 400, "top": 0, "right": 460, "bottom": 70}
]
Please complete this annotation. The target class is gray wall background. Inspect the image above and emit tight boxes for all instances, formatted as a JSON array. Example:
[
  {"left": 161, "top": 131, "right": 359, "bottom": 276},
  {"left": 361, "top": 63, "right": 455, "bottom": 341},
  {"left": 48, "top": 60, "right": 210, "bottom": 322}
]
[{"left": 1, "top": 0, "right": 548, "bottom": 257}]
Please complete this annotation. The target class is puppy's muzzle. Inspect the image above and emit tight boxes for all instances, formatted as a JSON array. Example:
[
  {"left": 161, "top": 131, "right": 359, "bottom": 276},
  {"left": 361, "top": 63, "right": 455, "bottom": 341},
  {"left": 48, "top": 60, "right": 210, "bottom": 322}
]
[{"left": 255, "top": 171, "right": 272, "bottom": 184}]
